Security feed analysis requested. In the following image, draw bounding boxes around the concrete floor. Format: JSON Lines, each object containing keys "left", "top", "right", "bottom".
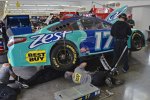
{"left": 1, "top": 42, "right": 150, "bottom": 100}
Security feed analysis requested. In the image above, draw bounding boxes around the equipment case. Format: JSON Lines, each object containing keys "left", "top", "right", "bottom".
{"left": 54, "top": 84, "right": 100, "bottom": 100}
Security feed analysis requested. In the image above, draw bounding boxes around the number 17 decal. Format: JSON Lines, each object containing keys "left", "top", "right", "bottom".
{"left": 95, "top": 31, "right": 113, "bottom": 51}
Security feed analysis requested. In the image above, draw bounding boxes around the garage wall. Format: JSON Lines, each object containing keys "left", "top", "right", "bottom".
{"left": 113, "top": 1, "right": 150, "bottom": 7}
{"left": 132, "top": 6, "right": 150, "bottom": 39}
{"left": 0, "top": 1, "right": 5, "bottom": 20}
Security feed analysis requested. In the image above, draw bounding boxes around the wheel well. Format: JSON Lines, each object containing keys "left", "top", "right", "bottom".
{"left": 132, "top": 30, "right": 145, "bottom": 45}
{"left": 130, "top": 30, "right": 145, "bottom": 51}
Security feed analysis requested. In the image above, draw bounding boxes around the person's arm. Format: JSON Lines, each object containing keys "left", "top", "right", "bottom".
{"left": 8, "top": 66, "right": 18, "bottom": 80}
{"left": 111, "top": 23, "right": 116, "bottom": 36}
{"left": 132, "top": 20, "right": 135, "bottom": 26}
{"left": 77, "top": 62, "right": 87, "bottom": 69}
{"left": 11, "top": 73, "right": 18, "bottom": 80}
{"left": 127, "top": 24, "right": 132, "bottom": 36}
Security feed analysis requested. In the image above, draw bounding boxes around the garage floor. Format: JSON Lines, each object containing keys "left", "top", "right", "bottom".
{"left": 1, "top": 42, "right": 150, "bottom": 100}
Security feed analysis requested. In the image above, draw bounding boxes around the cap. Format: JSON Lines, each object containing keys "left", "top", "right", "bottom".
{"left": 118, "top": 13, "right": 127, "bottom": 21}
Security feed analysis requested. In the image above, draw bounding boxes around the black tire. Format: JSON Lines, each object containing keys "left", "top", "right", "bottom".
{"left": 50, "top": 43, "right": 78, "bottom": 71}
{"left": 131, "top": 30, "right": 145, "bottom": 51}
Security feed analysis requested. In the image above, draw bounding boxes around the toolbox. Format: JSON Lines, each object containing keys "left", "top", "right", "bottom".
{"left": 54, "top": 84, "right": 100, "bottom": 100}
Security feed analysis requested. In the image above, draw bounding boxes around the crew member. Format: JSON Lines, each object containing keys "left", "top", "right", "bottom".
{"left": 127, "top": 15, "right": 135, "bottom": 28}
{"left": 111, "top": 13, "right": 132, "bottom": 72}
{"left": 0, "top": 20, "right": 8, "bottom": 50}
{"left": 0, "top": 63, "right": 29, "bottom": 89}
{"left": 65, "top": 62, "right": 123, "bottom": 87}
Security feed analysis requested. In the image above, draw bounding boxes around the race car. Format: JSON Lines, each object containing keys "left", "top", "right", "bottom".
{"left": 7, "top": 6, "right": 145, "bottom": 70}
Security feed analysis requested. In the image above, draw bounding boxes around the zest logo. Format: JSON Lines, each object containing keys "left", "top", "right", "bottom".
{"left": 29, "top": 31, "right": 69, "bottom": 49}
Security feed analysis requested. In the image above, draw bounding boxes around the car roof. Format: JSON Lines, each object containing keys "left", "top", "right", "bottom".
{"left": 60, "top": 16, "right": 112, "bottom": 25}
{"left": 37, "top": 16, "right": 112, "bottom": 33}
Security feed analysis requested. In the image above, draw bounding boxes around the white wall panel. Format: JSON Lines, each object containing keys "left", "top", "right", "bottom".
{"left": 132, "top": 6, "right": 150, "bottom": 39}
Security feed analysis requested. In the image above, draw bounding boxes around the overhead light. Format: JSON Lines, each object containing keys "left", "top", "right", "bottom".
{"left": 71, "top": 6, "right": 82, "bottom": 8}
{"left": 61, "top": 5, "right": 70, "bottom": 7}
{"left": 23, "top": 4, "right": 35, "bottom": 6}
{"left": 8, "top": 4, "right": 66, "bottom": 7}
{"left": 37, "top": 5, "right": 49, "bottom": 7}
{"left": 32, "top": 4, "right": 60, "bottom": 7}
{"left": 8, "top": 8, "right": 64, "bottom": 11}
{"left": 49, "top": 5, "right": 59, "bottom": 6}
{"left": 8, "top": 9, "right": 22, "bottom": 11}
{"left": 9, "top": 4, "right": 15, "bottom": 6}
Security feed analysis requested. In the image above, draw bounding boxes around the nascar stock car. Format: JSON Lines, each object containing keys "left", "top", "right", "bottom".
{"left": 7, "top": 6, "right": 145, "bottom": 70}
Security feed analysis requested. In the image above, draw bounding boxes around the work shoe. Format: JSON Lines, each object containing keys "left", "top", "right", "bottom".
{"left": 110, "top": 70, "right": 119, "bottom": 76}
{"left": 21, "top": 83, "right": 29, "bottom": 89}
{"left": 16, "top": 81, "right": 29, "bottom": 89}
{"left": 105, "top": 77, "right": 113, "bottom": 88}
{"left": 122, "top": 68, "right": 128, "bottom": 73}
{"left": 110, "top": 78, "right": 124, "bottom": 87}
{"left": 113, "top": 79, "right": 124, "bottom": 86}
{"left": 17, "top": 76, "right": 29, "bottom": 89}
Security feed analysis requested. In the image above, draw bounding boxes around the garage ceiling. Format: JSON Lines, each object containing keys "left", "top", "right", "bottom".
{"left": 3, "top": 0, "right": 108, "bottom": 15}
{"left": 0, "top": 1, "right": 5, "bottom": 16}
{"left": 1, "top": 0, "right": 150, "bottom": 16}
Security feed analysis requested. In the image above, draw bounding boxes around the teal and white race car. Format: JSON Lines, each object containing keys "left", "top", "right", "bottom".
{"left": 7, "top": 6, "right": 145, "bottom": 70}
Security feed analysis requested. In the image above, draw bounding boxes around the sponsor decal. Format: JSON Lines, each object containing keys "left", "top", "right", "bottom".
{"left": 52, "top": 58, "right": 60, "bottom": 68}
{"left": 77, "top": 94, "right": 91, "bottom": 100}
{"left": 29, "top": 31, "right": 69, "bottom": 49}
{"left": 66, "top": 45, "right": 77, "bottom": 64}
{"left": 80, "top": 47, "right": 89, "bottom": 53}
{"left": 107, "top": 7, "right": 127, "bottom": 21}
{"left": 105, "top": 6, "right": 127, "bottom": 23}
{"left": 26, "top": 50, "right": 46, "bottom": 63}
{"left": 85, "top": 94, "right": 91, "bottom": 99}
{"left": 73, "top": 73, "right": 81, "bottom": 83}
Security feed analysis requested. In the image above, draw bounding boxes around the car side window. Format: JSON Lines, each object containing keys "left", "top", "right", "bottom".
{"left": 94, "top": 19, "right": 103, "bottom": 29}
{"left": 102, "top": 22, "right": 112, "bottom": 29}
{"left": 95, "top": 19, "right": 112, "bottom": 29}
{"left": 80, "top": 18, "right": 94, "bottom": 30}
{"left": 48, "top": 21, "right": 79, "bottom": 32}
{"left": 71, "top": 22, "right": 79, "bottom": 30}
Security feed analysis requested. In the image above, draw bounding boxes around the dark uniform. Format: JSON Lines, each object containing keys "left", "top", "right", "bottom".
{"left": 0, "top": 21, "right": 8, "bottom": 50}
{"left": 111, "top": 13, "right": 132, "bottom": 72}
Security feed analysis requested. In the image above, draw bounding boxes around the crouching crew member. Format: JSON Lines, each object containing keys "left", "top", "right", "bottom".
{"left": 65, "top": 62, "right": 123, "bottom": 87}
{"left": 0, "top": 63, "right": 29, "bottom": 89}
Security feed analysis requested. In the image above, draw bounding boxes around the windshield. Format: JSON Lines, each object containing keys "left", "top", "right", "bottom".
{"left": 80, "top": 17, "right": 112, "bottom": 30}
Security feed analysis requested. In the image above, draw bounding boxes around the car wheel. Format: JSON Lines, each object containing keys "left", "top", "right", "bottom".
{"left": 50, "top": 43, "right": 78, "bottom": 71}
{"left": 131, "top": 30, "right": 144, "bottom": 51}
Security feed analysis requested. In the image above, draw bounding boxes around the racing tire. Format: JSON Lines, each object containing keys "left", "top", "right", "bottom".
{"left": 50, "top": 43, "right": 78, "bottom": 71}
{"left": 131, "top": 30, "right": 145, "bottom": 51}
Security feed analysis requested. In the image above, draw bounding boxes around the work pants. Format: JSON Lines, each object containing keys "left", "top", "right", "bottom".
{"left": 112, "top": 39, "right": 129, "bottom": 71}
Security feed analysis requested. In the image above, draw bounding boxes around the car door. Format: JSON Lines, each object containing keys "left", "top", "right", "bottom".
{"left": 80, "top": 17, "right": 113, "bottom": 54}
